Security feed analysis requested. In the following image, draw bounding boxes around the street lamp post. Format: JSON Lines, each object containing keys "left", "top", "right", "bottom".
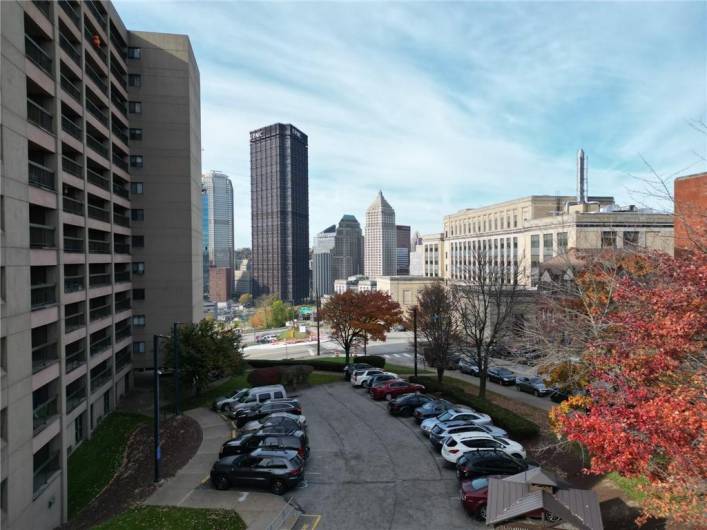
{"left": 316, "top": 294, "right": 321, "bottom": 356}
{"left": 152, "top": 333, "right": 169, "bottom": 483}
{"left": 413, "top": 306, "right": 418, "bottom": 378}
{"left": 172, "top": 322, "right": 182, "bottom": 416}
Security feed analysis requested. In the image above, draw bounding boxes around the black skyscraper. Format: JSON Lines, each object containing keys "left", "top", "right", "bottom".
{"left": 250, "top": 123, "right": 309, "bottom": 303}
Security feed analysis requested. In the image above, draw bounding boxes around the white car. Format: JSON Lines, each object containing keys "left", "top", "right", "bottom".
{"left": 242, "top": 412, "right": 307, "bottom": 432}
{"left": 351, "top": 369, "right": 384, "bottom": 387}
{"left": 420, "top": 408, "right": 492, "bottom": 435}
{"left": 441, "top": 432, "right": 526, "bottom": 464}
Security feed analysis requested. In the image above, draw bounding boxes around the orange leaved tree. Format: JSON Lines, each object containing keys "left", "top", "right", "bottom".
{"left": 320, "top": 290, "right": 402, "bottom": 365}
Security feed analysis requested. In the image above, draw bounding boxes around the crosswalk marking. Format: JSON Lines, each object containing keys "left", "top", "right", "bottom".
{"left": 393, "top": 354, "right": 402, "bottom": 358}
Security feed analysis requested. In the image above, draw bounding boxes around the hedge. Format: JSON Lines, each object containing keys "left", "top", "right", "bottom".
{"left": 409, "top": 376, "right": 540, "bottom": 440}
{"left": 247, "top": 365, "right": 314, "bottom": 387}
{"left": 247, "top": 355, "right": 386, "bottom": 372}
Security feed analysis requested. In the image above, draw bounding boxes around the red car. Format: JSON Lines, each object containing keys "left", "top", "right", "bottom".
{"left": 459, "top": 475, "right": 501, "bottom": 520}
{"left": 371, "top": 380, "right": 425, "bottom": 401}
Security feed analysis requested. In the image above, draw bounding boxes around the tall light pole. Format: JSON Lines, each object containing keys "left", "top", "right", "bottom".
{"left": 316, "top": 294, "right": 321, "bottom": 356}
{"left": 153, "top": 333, "right": 169, "bottom": 483}
{"left": 172, "top": 322, "right": 184, "bottom": 416}
{"left": 413, "top": 306, "right": 418, "bottom": 378}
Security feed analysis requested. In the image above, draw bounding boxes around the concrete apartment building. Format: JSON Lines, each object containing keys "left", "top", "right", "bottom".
{"left": 364, "top": 191, "right": 396, "bottom": 279}
{"left": 250, "top": 123, "right": 309, "bottom": 304}
{"left": 0, "top": 1, "right": 201, "bottom": 527}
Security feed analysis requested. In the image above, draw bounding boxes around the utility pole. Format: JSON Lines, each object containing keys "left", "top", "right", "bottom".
{"left": 316, "top": 294, "right": 321, "bottom": 356}
{"left": 363, "top": 333, "right": 367, "bottom": 356}
{"left": 413, "top": 306, "right": 418, "bottom": 377}
{"left": 173, "top": 322, "right": 181, "bottom": 416}
{"left": 152, "top": 334, "right": 162, "bottom": 483}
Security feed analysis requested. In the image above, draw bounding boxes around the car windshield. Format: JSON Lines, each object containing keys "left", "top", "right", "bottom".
{"left": 497, "top": 368, "right": 513, "bottom": 376}
{"left": 530, "top": 378, "right": 544, "bottom": 385}
{"left": 437, "top": 410, "right": 454, "bottom": 421}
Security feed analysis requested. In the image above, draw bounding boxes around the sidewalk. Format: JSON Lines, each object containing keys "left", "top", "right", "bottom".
{"left": 145, "top": 408, "right": 289, "bottom": 530}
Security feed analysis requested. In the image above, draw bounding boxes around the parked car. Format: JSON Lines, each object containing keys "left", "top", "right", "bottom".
{"left": 239, "top": 414, "right": 304, "bottom": 435}
{"left": 549, "top": 388, "right": 584, "bottom": 403}
{"left": 458, "top": 358, "right": 480, "bottom": 376}
{"left": 426, "top": 353, "right": 461, "bottom": 370}
{"left": 515, "top": 376, "right": 552, "bottom": 397}
{"left": 226, "top": 385, "right": 288, "bottom": 412}
{"left": 414, "top": 399, "right": 455, "bottom": 424}
{"left": 232, "top": 401, "right": 302, "bottom": 428}
{"left": 371, "top": 380, "right": 425, "bottom": 401}
{"left": 352, "top": 369, "right": 385, "bottom": 387}
{"left": 366, "top": 373, "right": 399, "bottom": 392}
{"left": 242, "top": 412, "right": 307, "bottom": 432}
{"left": 456, "top": 450, "right": 531, "bottom": 481}
{"left": 459, "top": 475, "right": 503, "bottom": 519}
{"left": 392, "top": 323, "right": 406, "bottom": 332}
{"left": 442, "top": 433, "right": 526, "bottom": 464}
{"left": 388, "top": 393, "right": 435, "bottom": 417}
{"left": 343, "top": 362, "right": 372, "bottom": 381}
{"left": 429, "top": 421, "right": 508, "bottom": 450}
{"left": 487, "top": 367, "right": 516, "bottom": 385}
{"left": 210, "top": 449, "right": 305, "bottom": 494}
{"left": 219, "top": 431, "right": 309, "bottom": 460}
{"left": 421, "top": 408, "right": 492, "bottom": 435}
{"left": 212, "top": 387, "right": 250, "bottom": 412}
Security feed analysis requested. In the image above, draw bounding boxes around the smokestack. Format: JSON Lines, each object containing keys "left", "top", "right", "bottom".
{"left": 577, "top": 148, "right": 587, "bottom": 203}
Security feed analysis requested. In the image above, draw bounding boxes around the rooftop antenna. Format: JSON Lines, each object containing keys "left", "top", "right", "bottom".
{"left": 577, "top": 148, "right": 587, "bottom": 203}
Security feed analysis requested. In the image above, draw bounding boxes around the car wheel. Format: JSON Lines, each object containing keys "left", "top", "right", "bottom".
{"left": 402, "top": 406, "right": 412, "bottom": 416}
{"left": 544, "top": 511, "right": 560, "bottom": 522}
{"left": 516, "top": 385, "right": 521, "bottom": 391}
{"left": 270, "top": 479, "right": 286, "bottom": 495}
{"left": 533, "top": 390, "right": 539, "bottom": 397}
{"left": 213, "top": 474, "right": 230, "bottom": 490}
{"left": 386, "top": 393, "right": 392, "bottom": 401}
{"left": 478, "top": 504, "right": 487, "bottom": 521}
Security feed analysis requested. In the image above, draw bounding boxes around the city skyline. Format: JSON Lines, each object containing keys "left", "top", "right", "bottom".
{"left": 115, "top": 1, "right": 706, "bottom": 247}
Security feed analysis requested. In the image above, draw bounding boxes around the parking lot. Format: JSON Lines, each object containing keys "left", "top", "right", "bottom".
{"left": 289, "top": 382, "right": 484, "bottom": 530}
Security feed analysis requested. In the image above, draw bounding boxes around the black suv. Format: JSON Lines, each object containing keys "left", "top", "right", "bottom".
{"left": 219, "top": 431, "right": 309, "bottom": 460}
{"left": 455, "top": 450, "right": 530, "bottom": 481}
{"left": 211, "top": 449, "right": 305, "bottom": 494}
{"left": 487, "top": 367, "right": 516, "bottom": 385}
{"left": 388, "top": 393, "right": 434, "bottom": 417}
{"left": 232, "top": 401, "right": 302, "bottom": 428}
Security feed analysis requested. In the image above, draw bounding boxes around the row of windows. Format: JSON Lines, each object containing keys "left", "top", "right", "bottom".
{"left": 446, "top": 211, "right": 521, "bottom": 237}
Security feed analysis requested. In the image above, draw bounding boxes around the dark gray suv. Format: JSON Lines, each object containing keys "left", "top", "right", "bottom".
{"left": 211, "top": 449, "right": 305, "bottom": 494}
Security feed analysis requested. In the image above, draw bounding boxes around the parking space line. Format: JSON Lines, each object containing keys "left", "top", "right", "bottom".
{"left": 200, "top": 474, "right": 210, "bottom": 485}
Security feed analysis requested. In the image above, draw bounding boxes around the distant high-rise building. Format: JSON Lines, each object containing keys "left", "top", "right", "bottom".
{"left": 202, "top": 171, "right": 234, "bottom": 270}
{"left": 396, "top": 225, "right": 411, "bottom": 275}
{"left": 250, "top": 123, "right": 309, "bottom": 303}
{"left": 365, "top": 192, "right": 396, "bottom": 278}
{"left": 202, "top": 185, "right": 209, "bottom": 294}
{"left": 312, "top": 225, "right": 337, "bottom": 296}
{"left": 333, "top": 214, "right": 364, "bottom": 281}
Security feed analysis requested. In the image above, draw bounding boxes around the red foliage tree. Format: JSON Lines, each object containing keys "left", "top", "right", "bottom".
{"left": 551, "top": 251, "right": 707, "bottom": 525}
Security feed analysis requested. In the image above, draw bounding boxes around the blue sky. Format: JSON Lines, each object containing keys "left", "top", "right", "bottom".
{"left": 115, "top": 1, "right": 707, "bottom": 247}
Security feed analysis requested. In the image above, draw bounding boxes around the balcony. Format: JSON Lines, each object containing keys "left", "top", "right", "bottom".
{"left": 27, "top": 99, "right": 53, "bottom": 132}
{"left": 31, "top": 283, "right": 56, "bottom": 309}
{"left": 88, "top": 239, "right": 110, "bottom": 254}
{"left": 115, "top": 324, "right": 131, "bottom": 342}
{"left": 25, "top": 35, "right": 53, "bottom": 75}
{"left": 89, "top": 303, "right": 111, "bottom": 321}
{"left": 30, "top": 224, "right": 55, "bottom": 249}
{"left": 87, "top": 204, "right": 110, "bottom": 223}
{"left": 33, "top": 449, "right": 60, "bottom": 498}
{"left": 62, "top": 155, "right": 82, "bottom": 177}
{"left": 89, "top": 272, "right": 110, "bottom": 287}
{"left": 111, "top": 88, "right": 127, "bottom": 115}
{"left": 86, "top": 98, "right": 108, "bottom": 127}
{"left": 115, "top": 298, "right": 131, "bottom": 313}
{"left": 112, "top": 180, "right": 129, "bottom": 199}
{"left": 64, "top": 235, "right": 84, "bottom": 253}
{"left": 90, "top": 335, "right": 111, "bottom": 356}
{"left": 85, "top": 61, "right": 107, "bottom": 94}
{"left": 116, "top": 349, "right": 131, "bottom": 372}
{"left": 114, "top": 270, "right": 130, "bottom": 283}
{"left": 112, "top": 153, "right": 128, "bottom": 172}
{"left": 64, "top": 274, "right": 84, "bottom": 293}
{"left": 87, "top": 168, "right": 109, "bottom": 190}
{"left": 114, "top": 242, "right": 129, "bottom": 255}
{"left": 32, "top": 342, "right": 58, "bottom": 374}
{"left": 111, "top": 124, "right": 128, "bottom": 146}
{"left": 86, "top": 134, "right": 108, "bottom": 158}
{"left": 86, "top": 1, "right": 107, "bottom": 27}
{"left": 61, "top": 115, "right": 82, "bottom": 141}
{"left": 62, "top": 195, "right": 83, "bottom": 216}
{"left": 90, "top": 366, "right": 111, "bottom": 391}
{"left": 66, "top": 385, "right": 86, "bottom": 412}
{"left": 60, "top": 73, "right": 81, "bottom": 102}
{"left": 32, "top": 1, "right": 51, "bottom": 17}
{"left": 28, "top": 161, "right": 55, "bottom": 191}
{"left": 33, "top": 395, "right": 58, "bottom": 434}
{"left": 113, "top": 212, "right": 129, "bottom": 227}
{"left": 59, "top": 0, "right": 80, "bottom": 26}
{"left": 110, "top": 61, "right": 127, "bottom": 89}
{"left": 65, "top": 311, "right": 85, "bottom": 332}
{"left": 65, "top": 347, "right": 85, "bottom": 374}
{"left": 59, "top": 34, "right": 81, "bottom": 67}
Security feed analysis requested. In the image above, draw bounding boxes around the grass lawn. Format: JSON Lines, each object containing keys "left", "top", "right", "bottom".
{"left": 95, "top": 505, "right": 246, "bottom": 530}
{"left": 68, "top": 413, "right": 149, "bottom": 518}
{"left": 181, "top": 373, "right": 249, "bottom": 411}
{"left": 308, "top": 372, "right": 341, "bottom": 385}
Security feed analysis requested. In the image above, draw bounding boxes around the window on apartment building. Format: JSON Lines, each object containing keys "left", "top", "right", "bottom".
{"left": 129, "top": 128, "right": 143, "bottom": 141}
{"left": 0, "top": 195, "right": 4, "bottom": 231}
{"left": 601, "top": 231, "right": 617, "bottom": 248}
{"left": 132, "top": 262, "right": 145, "bottom": 275}
{"left": 557, "top": 232, "right": 568, "bottom": 254}
{"left": 129, "top": 155, "right": 143, "bottom": 168}
{"left": 130, "top": 209, "right": 144, "bottom": 221}
{"left": 623, "top": 231, "right": 639, "bottom": 248}
{"left": 132, "top": 341, "right": 145, "bottom": 354}
{"left": 128, "top": 74, "right": 141, "bottom": 87}
{"left": 132, "top": 288, "right": 145, "bottom": 300}
{"left": 0, "top": 408, "right": 6, "bottom": 443}
{"left": 0, "top": 266, "right": 5, "bottom": 302}
{"left": 130, "top": 182, "right": 143, "bottom": 194}
{"left": 132, "top": 235, "right": 144, "bottom": 248}
{"left": 127, "top": 47, "right": 141, "bottom": 59}
{"left": 74, "top": 415, "right": 84, "bottom": 444}
{"left": 128, "top": 101, "right": 142, "bottom": 114}
{"left": 132, "top": 315, "right": 145, "bottom": 327}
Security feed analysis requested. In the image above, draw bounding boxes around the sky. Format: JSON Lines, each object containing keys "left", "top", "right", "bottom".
{"left": 115, "top": 0, "right": 707, "bottom": 248}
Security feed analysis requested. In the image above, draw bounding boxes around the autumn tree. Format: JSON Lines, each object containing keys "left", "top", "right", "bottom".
{"left": 550, "top": 251, "right": 707, "bottom": 525}
{"left": 238, "top": 293, "right": 253, "bottom": 307}
{"left": 415, "top": 281, "right": 459, "bottom": 383}
{"left": 320, "top": 290, "right": 402, "bottom": 365}
{"left": 454, "top": 247, "right": 522, "bottom": 399}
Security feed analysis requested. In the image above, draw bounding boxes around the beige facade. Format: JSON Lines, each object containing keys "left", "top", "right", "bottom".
{"left": 376, "top": 276, "right": 439, "bottom": 313}
{"left": 420, "top": 232, "right": 444, "bottom": 278}
{"left": 442, "top": 196, "right": 673, "bottom": 287}
{"left": 364, "top": 191, "right": 396, "bottom": 278}
{"left": 0, "top": 2, "right": 201, "bottom": 528}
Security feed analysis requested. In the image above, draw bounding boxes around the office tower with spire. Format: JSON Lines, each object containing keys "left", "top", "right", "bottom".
{"left": 364, "top": 191, "right": 396, "bottom": 278}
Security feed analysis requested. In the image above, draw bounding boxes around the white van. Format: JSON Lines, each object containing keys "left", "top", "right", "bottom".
{"left": 227, "top": 385, "right": 287, "bottom": 412}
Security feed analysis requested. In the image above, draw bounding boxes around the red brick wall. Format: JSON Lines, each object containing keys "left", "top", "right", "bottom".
{"left": 674, "top": 172, "right": 707, "bottom": 256}
{"left": 209, "top": 267, "right": 233, "bottom": 302}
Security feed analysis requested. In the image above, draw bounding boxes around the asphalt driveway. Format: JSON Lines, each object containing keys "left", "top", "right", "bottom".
{"left": 291, "top": 382, "right": 483, "bottom": 530}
